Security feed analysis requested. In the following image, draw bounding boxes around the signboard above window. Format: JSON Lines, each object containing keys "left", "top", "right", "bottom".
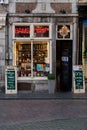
{"left": 56, "top": 24, "right": 72, "bottom": 40}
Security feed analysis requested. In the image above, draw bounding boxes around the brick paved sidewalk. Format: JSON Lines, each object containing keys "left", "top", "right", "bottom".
{"left": 0, "top": 100, "right": 87, "bottom": 129}
{"left": 0, "top": 118, "right": 87, "bottom": 130}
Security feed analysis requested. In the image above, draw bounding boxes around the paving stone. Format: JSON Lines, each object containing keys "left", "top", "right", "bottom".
{"left": 0, "top": 99, "right": 87, "bottom": 129}
{"left": 0, "top": 118, "right": 87, "bottom": 130}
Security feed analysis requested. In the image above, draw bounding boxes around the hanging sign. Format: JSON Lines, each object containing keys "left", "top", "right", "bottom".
{"left": 73, "top": 65, "right": 85, "bottom": 93}
{"left": 5, "top": 66, "right": 17, "bottom": 94}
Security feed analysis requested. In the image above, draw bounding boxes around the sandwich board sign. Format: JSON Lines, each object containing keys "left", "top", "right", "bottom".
{"left": 5, "top": 66, "right": 17, "bottom": 94}
{"left": 73, "top": 65, "right": 85, "bottom": 93}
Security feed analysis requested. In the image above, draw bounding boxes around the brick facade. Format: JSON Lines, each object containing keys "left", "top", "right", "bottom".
{"left": 16, "top": 3, "right": 37, "bottom": 13}
{"left": 51, "top": 3, "right": 72, "bottom": 13}
{"left": 16, "top": 3, "right": 71, "bottom": 14}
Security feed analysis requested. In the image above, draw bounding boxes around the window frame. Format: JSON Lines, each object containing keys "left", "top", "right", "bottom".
{"left": 56, "top": 24, "right": 73, "bottom": 40}
{"left": 13, "top": 23, "right": 52, "bottom": 80}
{"left": 13, "top": 23, "right": 52, "bottom": 40}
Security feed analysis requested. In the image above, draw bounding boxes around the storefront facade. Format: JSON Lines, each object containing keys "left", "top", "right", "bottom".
{"left": 8, "top": 15, "right": 55, "bottom": 91}
{"left": 78, "top": 1, "right": 87, "bottom": 79}
{"left": 13, "top": 23, "right": 52, "bottom": 87}
{"left": 0, "top": 0, "right": 78, "bottom": 92}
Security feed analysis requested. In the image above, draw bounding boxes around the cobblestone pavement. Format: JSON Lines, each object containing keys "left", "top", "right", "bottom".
{"left": 0, "top": 99, "right": 87, "bottom": 130}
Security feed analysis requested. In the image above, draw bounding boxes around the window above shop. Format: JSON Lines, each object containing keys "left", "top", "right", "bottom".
{"left": 34, "top": 25, "right": 49, "bottom": 38}
{"left": 15, "top": 25, "right": 30, "bottom": 38}
{"left": 56, "top": 24, "right": 72, "bottom": 40}
{"left": 13, "top": 23, "right": 52, "bottom": 39}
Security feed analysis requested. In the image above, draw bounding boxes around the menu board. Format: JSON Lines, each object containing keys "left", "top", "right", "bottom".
{"left": 73, "top": 65, "right": 85, "bottom": 93}
{"left": 5, "top": 66, "right": 17, "bottom": 94}
{"left": 7, "top": 71, "right": 15, "bottom": 90}
{"left": 74, "top": 70, "right": 83, "bottom": 89}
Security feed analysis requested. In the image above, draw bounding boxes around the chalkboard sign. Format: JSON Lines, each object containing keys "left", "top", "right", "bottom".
{"left": 74, "top": 70, "right": 83, "bottom": 89}
{"left": 5, "top": 66, "right": 17, "bottom": 94}
{"left": 73, "top": 65, "right": 85, "bottom": 93}
{"left": 7, "top": 71, "right": 15, "bottom": 90}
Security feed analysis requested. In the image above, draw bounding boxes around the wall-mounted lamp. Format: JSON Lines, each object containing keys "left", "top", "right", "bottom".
{"left": 0, "top": 0, "right": 9, "bottom": 5}
{"left": 25, "top": 9, "right": 30, "bottom": 14}
{"left": 60, "top": 9, "right": 66, "bottom": 14}
{"left": 0, "top": 0, "right": 4, "bottom": 5}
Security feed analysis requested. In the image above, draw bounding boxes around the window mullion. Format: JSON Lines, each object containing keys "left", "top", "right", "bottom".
{"left": 31, "top": 41, "right": 33, "bottom": 78}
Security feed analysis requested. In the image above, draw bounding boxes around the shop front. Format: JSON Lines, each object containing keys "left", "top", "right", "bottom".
{"left": 13, "top": 23, "right": 52, "bottom": 91}
{"left": 78, "top": 4, "right": 87, "bottom": 79}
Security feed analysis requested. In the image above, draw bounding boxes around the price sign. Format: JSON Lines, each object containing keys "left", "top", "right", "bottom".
{"left": 73, "top": 65, "right": 85, "bottom": 93}
{"left": 5, "top": 66, "right": 17, "bottom": 94}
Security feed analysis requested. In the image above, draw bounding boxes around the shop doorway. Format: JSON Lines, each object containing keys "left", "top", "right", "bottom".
{"left": 56, "top": 40, "right": 72, "bottom": 91}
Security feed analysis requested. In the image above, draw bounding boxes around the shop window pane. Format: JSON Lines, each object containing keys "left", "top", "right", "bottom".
{"left": 15, "top": 41, "right": 50, "bottom": 78}
{"left": 33, "top": 41, "right": 50, "bottom": 77}
{"left": 15, "top": 26, "right": 30, "bottom": 38}
{"left": 16, "top": 42, "right": 31, "bottom": 77}
{"left": 34, "top": 25, "right": 49, "bottom": 37}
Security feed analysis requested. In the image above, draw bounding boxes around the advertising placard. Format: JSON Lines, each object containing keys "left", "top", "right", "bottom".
{"left": 5, "top": 66, "right": 17, "bottom": 94}
{"left": 73, "top": 65, "right": 85, "bottom": 93}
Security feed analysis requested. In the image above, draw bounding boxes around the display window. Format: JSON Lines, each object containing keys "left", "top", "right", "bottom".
{"left": 13, "top": 23, "right": 52, "bottom": 79}
{"left": 14, "top": 41, "right": 50, "bottom": 78}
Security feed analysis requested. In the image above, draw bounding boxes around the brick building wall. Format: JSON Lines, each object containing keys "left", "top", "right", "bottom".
{"left": 16, "top": 3, "right": 37, "bottom": 13}
{"left": 51, "top": 3, "right": 72, "bottom": 13}
{"left": 16, "top": 3, "right": 72, "bottom": 14}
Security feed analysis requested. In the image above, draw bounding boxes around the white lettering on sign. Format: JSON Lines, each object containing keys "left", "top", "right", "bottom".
{"left": 62, "top": 56, "right": 68, "bottom": 62}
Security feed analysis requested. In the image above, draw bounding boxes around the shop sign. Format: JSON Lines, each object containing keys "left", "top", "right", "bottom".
{"left": 73, "top": 65, "right": 85, "bottom": 93}
{"left": 34, "top": 25, "right": 49, "bottom": 37}
{"left": 5, "top": 66, "right": 17, "bottom": 94}
{"left": 15, "top": 26, "right": 30, "bottom": 37}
